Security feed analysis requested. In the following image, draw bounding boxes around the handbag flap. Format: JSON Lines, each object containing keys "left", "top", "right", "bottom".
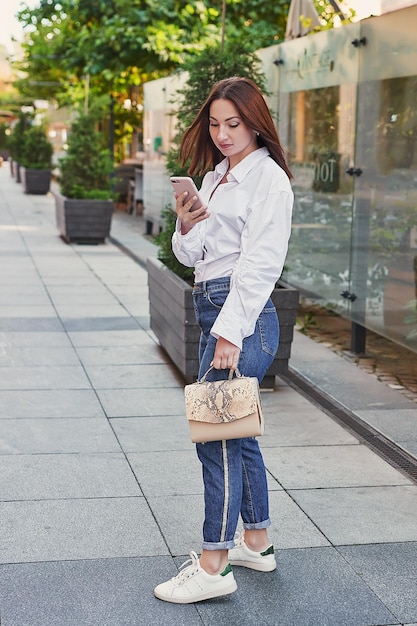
{"left": 184, "top": 376, "right": 260, "bottom": 424}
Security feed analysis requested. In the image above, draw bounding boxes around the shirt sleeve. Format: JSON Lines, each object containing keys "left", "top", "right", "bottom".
{"left": 172, "top": 219, "right": 204, "bottom": 267}
{"left": 171, "top": 171, "right": 214, "bottom": 267}
{"left": 211, "top": 184, "right": 293, "bottom": 350}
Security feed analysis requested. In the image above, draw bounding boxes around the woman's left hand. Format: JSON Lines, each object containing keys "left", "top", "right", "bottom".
{"left": 211, "top": 337, "right": 241, "bottom": 371}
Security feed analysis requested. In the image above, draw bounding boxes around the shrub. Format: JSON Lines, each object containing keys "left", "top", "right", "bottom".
{"left": 21, "top": 125, "right": 53, "bottom": 169}
{"left": 154, "top": 206, "right": 195, "bottom": 282}
{"left": 6, "top": 113, "right": 32, "bottom": 162}
{"left": 59, "top": 114, "right": 113, "bottom": 199}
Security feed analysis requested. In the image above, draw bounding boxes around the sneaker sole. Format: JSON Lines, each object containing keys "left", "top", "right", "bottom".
{"left": 154, "top": 580, "right": 238, "bottom": 604}
{"left": 228, "top": 559, "right": 276, "bottom": 572}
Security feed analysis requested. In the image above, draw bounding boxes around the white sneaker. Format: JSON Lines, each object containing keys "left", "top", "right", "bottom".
{"left": 228, "top": 532, "right": 276, "bottom": 572}
{"left": 154, "top": 551, "right": 237, "bottom": 604}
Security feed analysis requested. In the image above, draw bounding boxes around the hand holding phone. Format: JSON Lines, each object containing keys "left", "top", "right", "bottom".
{"left": 170, "top": 176, "right": 205, "bottom": 212}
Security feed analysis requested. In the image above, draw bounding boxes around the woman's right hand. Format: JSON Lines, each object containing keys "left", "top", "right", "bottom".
{"left": 175, "top": 191, "right": 209, "bottom": 235}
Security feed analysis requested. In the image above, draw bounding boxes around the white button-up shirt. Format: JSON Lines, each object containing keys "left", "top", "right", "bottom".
{"left": 172, "top": 147, "right": 293, "bottom": 349}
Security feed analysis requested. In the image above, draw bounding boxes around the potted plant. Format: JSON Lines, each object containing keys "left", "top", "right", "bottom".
{"left": 54, "top": 112, "right": 114, "bottom": 244}
{"left": 0, "top": 122, "right": 10, "bottom": 163}
{"left": 6, "top": 112, "right": 32, "bottom": 182}
{"left": 147, "top": 44, "right": 299, "bottom": 385}
{"left": 20, "top": 125, "right": 53, "bottom": 194}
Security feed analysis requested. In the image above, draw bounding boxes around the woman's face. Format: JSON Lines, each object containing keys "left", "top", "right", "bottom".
{"left": 209, "top": 98, "right": 258, "bottom": 168}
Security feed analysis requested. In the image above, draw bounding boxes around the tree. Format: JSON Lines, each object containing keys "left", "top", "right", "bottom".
{"left": 14, "top": 1, "right": 351, "bottom": 161}
{"left": 16, "top": 0, "right": 222, "bottom": 102}
{"left": 168, "top": 41, "right": 267, "bottom": 145}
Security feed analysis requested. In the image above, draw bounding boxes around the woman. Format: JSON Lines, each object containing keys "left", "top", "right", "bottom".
{"left": 154, "top": 76, "right": 293, "bottom": 604}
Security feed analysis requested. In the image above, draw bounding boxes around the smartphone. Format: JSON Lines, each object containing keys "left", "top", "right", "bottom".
{"left": 170, "top": 176, "right": 205, "bottom": 211}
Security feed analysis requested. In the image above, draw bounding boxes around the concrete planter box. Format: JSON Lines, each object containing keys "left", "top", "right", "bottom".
{"left": 147, "top": 256, "right": 299, "bottom": 385}
{"left": 53, "top": 189, "right": 113, "bottom": 244}
{"left": 21, "top": 167, "right": 51, "bottom": 195}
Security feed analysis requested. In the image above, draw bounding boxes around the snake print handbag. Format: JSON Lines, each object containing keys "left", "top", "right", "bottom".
{"left": 184, "top": 367, "right": 264, "bottom": 443}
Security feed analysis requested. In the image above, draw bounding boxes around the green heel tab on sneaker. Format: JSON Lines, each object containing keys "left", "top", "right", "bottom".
{"left": 261, "top": 545, "right": 274, "bottom": 557}
{"left": 220, "top": 563, "right": 233, "bottom": 576}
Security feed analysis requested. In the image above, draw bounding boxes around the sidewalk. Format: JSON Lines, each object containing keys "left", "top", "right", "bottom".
{"left": 1, "top": 163, "right": 417, "bottom": 626}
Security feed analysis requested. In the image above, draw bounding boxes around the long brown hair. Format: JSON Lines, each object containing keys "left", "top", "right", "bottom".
{"left": 179, "top": 76, "right": 292, "bottom": 179}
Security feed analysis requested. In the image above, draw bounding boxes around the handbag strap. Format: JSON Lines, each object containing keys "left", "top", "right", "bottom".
{"left": 199, "top": 367, "right": 242, "bottom": 383}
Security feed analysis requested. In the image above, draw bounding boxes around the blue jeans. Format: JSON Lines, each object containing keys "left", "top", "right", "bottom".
{"left": 192, "top": 277, "right": 280, "bottom": 551}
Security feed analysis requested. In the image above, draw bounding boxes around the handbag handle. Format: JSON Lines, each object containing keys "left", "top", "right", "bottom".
{"left": 198, "top": 366, "right": 242, "bottom": 383}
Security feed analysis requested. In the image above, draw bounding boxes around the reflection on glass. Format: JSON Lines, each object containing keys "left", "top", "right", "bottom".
{"left": 282, "top": 84, "right": 355, "bottom": 313}
{"left": 357, "top": 76, "right": 417, "bottom": 349}
{"left": 283, "top": 75, "right": 417, "bottom": 352}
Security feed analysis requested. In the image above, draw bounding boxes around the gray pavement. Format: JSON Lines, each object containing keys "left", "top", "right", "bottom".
{"left": 1, "top": 163, "right": 417, "bottom": 626}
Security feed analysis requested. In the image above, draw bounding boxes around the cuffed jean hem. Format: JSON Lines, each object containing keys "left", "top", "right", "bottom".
{"left": 202, "top": 539, "right": 236, "bottom": 551}
{"left": 242, "top": 518, "right": 271, "bottom": 531}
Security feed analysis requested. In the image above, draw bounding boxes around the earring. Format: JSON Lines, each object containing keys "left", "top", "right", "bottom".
{"left": 256, "top": 132, "right": 260, "bottom": 136}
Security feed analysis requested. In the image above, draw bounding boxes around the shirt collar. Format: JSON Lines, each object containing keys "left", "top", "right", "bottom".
{"left": 214, "top": 147, "right": 270, "bottom": 183}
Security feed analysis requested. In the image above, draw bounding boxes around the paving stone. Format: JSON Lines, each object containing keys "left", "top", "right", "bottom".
{"left": 263, "top": 444, "right": 412, "bottom": 489}
{"left": 61, "top": 317, "right": 141, "bottom": 331}
{"left": 128, "top": 450, "right": 202, "bottom": 497}
{"left": 261, "top": 406, "right": 359, "bottom": 447}
{"left": 55, "top": 304, "right": 131, "bottom": 318}
{"left": 0, "top": 498, "right": 167, "bottom": 563}
{"left": 0, "top": 417, "right": 121, "bottom": 454}
{"left": 147, "top": 494, "right": 205, "bottom": 556}
{"left": 0, "top": 557, "right": 201, "bottom": 626}
{"left": 0, "top": 365, "right": 91, "bottom": 390}
{"left": 75, "top": 344, "right": 166, "bottom": 365}
{"left": 68, "top": 328, "right": 155, "bottom": 347}
{"left": 338, "top": 542, "right": 417, "bottom": 624}
{"left": 356, "top": 408, "right": 417, "bottom": 442}
{"left": 0, "top": 331, "right": 71, "bottom": 347}
{"left": 0, "top": 453, "right": 141, "bottom": 500}
{"left": 83, "top": 362, "right": 183, "bottom": 389}
{"left": 0, "top": 305, "right": 57, "bottom": 317}
{"left": 0, "top": 286, "right": 51, "bottom": 305}
{"left": 268, "top": 491, "right": 330, "bottom": 549}
{"left": 111, "top": 415, "right": 192, "bottom": 452}
{"left": 0, "top": 317, "right": 64, "bottom": 332}
{"left": 0, "top": 389, "right": 105, "bottom": 419}
{"left": 98, "top": 387, "right": 186, "bottom": 417}
{"left": 291, "top": 360, "right": 415, "bottom": 411}
{"left": 0, "top": 345, "right": 80, "bottom": 366}
{"left": 290, "top": 485, "right": 417, "bottom": 545}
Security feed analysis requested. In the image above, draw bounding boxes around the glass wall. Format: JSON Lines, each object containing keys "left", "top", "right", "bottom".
{"left": 263, "top": 4, "right": 417, "bottom": 352}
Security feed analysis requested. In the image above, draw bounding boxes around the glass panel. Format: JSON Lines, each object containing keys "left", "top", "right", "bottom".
{"left": 354, "top": 75, "right": 417, "bottom": 351}
{"left": 280, "top": 84, "right": 356, "bottom": 313}
{"left": 277, "top": 22, "right": 360, "bottom": 93}
{"left": 359, "top": 5, "right": 417, "bottom": 83}
{"left": 352, "top": 5, "right": 417, "bottom": 352}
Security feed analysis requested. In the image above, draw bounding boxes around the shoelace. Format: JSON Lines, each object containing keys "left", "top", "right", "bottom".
{"left": 233, "top": 530, "right": 245, "bottom": 548}
{"left": 172, "top": 551, "right": 201, "bottom": 586}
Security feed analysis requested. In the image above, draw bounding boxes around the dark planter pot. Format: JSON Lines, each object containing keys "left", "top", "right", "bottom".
{"left": 15, "top": 162, "right": 22, "bottom": 183}
{"left": 21, "top": 167, "right": 51, "bottom": 195}
{"left": 53, "top": 189, "right": 113, "bottom": 244}
{"left": 147, "top": 256, "right": 299, "bottom": 386}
